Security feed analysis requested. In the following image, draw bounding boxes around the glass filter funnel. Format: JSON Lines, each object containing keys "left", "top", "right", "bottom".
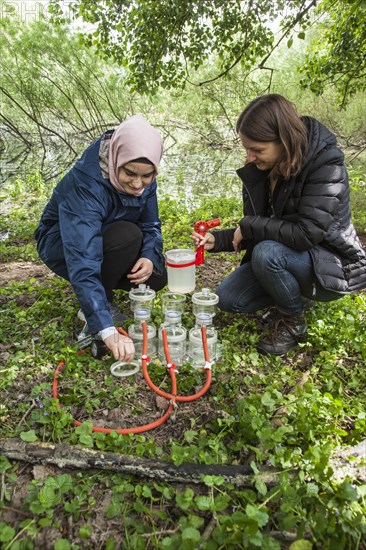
{"left": 129, "top": 284, "right": 156, "bottom": 314}
{"left": 192, "top": 288, "right": 219, "bottom": 319}
{"left": 128, "top": 307, "right": 157, "bottom": 356}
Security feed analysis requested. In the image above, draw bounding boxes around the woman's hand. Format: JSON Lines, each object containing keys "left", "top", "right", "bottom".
{"left": 104, "top": 332, "right": 135, "bottom": 362}
{"left": 232, "top": 226, "right": 243, "bottom": 252}
{"left": 127, "top": 257, "right": 153, "bottom": 284}
{"left": 191, "top": 231, "right": 215, "bottom": 251}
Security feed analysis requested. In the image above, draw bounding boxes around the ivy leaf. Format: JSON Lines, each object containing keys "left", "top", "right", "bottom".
{"left": 245, "top": 504, "right": 269, "bottom": 528}
{"left": 289, "top": 541, "right": 313, "bottom": 550}
{"left": 176, "top": 488, "right": 195, "bottom": 510}
{"left": 0, "top": 524, "right": 15, "bottom": 543}
{"left": 54, "top": 540, "right": 71, "bottom": 550}
{"left": 79, "top": 434, "right": 94, "bottom": 447}
{"left": 20, "top": 430, "right": 38, "bottom": 442}
{"left": 181, "top": 527, "right": 201, "bottom": 542}
{"left": 195, "top": 495, "right": 212, "bottom": 510}
{"left": 202, "top": 475, "right": 225, "bottom": 487}
{"left": 184, "top": 430, "right": 198, "bottom": 443}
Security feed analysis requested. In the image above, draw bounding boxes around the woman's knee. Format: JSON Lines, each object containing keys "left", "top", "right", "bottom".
{"left": 216, "top": 281, "right": 238, "bottom": 312}
{"left": 147, "top": 269, "right": 167, "bottom": 292}
{"left": 251, "top": 240, "right": 285, "bottom": 274}
{"left": 103, "top": 221, "right": 143, "bottom": 250}
{"left": 252, "top": 240, "right": 277, "bottom": 262}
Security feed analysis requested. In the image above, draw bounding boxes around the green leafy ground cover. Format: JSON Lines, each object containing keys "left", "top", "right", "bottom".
{"left": 0, "top": 174, "right": 365, "bottom": 549}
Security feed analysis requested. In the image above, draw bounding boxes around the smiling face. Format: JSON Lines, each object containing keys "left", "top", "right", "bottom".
{"left": 118, "top": 161, "right": 155, "bottom": 196}
{"left": 239, "top": 132, "right": 284, "bottom": 171}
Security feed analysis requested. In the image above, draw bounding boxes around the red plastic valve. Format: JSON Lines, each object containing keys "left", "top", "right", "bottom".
{"left": 194, "top": 218, "right": 220, "bottom": 265}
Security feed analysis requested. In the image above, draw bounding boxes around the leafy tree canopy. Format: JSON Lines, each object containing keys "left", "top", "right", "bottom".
{"left": 49, "top": 0, "right": 317, "bottom": 93}
{"left": 300, "top": 0, "right": 366, "bottom": 108}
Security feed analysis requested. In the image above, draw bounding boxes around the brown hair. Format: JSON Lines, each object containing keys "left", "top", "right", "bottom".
{"left": 236, "top": 94, "right": 309, "bottom": 183}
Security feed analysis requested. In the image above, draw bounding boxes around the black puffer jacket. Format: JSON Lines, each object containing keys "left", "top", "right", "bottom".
{"left": 212, "top": 117, "right": 366, "bottom": 293}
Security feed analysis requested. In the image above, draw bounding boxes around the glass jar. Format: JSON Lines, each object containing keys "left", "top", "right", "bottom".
{"left": 161, "top": 291, "right": 186, "bottom": 315}
{"left": 158, "top": 311, "right": 187, "bottom": 366}
{"left": 129, "top": 284, "right": 156, "bottom": 314}
{"left": 188, "top": 313, "right": 217, "bottom": 369}
{"left": 128, "top": 308, "right": 157, "bottom": 357}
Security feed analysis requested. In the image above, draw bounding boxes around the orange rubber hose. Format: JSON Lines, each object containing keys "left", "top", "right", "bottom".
{"left": 141, "top": 324, "right": 212, "bottom": 402}
{"left": 52, "top": 321, "right": 211, "bottom": 434}
{"left": 52, "top": 327, "right": 176, "bottom": 434}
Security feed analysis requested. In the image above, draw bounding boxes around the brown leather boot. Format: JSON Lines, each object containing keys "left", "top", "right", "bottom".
{"left": 257, "top": 311, "right": 308, "bottom": 356}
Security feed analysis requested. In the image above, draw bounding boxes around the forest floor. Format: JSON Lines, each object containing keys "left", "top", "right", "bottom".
{"left": 1, "top": 237, "right": 366, "bottom": 549}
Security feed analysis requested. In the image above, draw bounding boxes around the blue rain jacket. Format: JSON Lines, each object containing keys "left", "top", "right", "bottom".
{"left": 35, "top": 133, "right": 165, "bottom": 334}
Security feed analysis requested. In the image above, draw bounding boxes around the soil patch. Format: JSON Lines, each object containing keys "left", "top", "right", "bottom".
{"left": 0, "top": 261, "right": 54, "bottom": 285}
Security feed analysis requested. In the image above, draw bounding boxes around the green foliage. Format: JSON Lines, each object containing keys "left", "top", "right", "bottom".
{"left": 48, "top": 0, "right": 315, "bottom": 93}
{"left": 0, "top": 172, "right": 49, "bottom": 261}
{"left": 300, "top": 0, "right": 366, "bottom": 107}
{"left": 1, "top": 2, "right": 365, "bottom": 189}
{"left": 46, "top": 0, "right": 366, "bottom": 107}
{"left": 350, "top": 172, "right": 366, "bottom": 233}
{"left": 0, "top": 8, "right": 146, "bottom": 180}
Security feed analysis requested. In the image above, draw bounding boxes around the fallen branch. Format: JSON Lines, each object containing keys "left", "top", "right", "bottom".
{"left": 0, "top": 438, "right": 270, "bottom": 487}
{"left": 1, "top": 437, "right": 365, "bottom": 486}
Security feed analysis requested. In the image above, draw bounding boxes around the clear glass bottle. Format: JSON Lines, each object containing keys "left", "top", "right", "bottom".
{"left": 192, "top": 288, "right": 219, "bottom": 319}
{"left": 188, "top": 313, "right": 217, "bottom": 369}
{"left": 128, "top": 308, "right": 157, "bottom": 357}
{"left": 158, "top": 311, "right": 187, "bottom": 367}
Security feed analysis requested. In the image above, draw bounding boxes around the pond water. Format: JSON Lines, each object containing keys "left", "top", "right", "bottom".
{"left": 0, "top": 137, "right": 245, "bottom": 201}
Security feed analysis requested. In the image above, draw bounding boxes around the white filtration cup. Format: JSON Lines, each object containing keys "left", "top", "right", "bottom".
{"left": 166, "top": 249, "right": 196, "bottom": 293}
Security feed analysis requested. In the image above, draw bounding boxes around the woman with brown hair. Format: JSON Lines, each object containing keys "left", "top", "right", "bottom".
{"left": 192, "top": 94, "right": 366, "bottom": 356}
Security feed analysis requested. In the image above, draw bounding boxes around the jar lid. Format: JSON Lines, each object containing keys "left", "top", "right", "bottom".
{"left": 129, "top": 284, "right": 156, "bottom": 302}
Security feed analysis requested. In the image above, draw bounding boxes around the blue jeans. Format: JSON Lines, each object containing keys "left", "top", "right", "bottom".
{"left": 216, "top": 241, "right": 342, "bottom": 315}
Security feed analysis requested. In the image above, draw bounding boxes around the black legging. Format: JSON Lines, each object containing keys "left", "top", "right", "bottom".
{"left": 101, "top": 221, "right": 167, "bottom": 301}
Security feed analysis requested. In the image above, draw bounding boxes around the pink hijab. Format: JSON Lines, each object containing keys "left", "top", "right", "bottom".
{"left": 108, "top": 115, "right": 163, "bottom": 193}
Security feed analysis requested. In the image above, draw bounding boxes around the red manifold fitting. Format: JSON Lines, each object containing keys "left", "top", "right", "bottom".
{"left": 194, "top": 218, "right": 221, "bottom": 265}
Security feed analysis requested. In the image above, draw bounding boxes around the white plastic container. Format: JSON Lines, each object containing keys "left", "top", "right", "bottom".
{"left": 158, "top": 311, "right": 187, "bottom": 366}
{"left": 166, "top": 249, "right": 196, "bottom": 293}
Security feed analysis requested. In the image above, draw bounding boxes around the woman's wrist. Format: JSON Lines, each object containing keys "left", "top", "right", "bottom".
{"left": 99, "top": 326, "right": 117, "bottom": 341}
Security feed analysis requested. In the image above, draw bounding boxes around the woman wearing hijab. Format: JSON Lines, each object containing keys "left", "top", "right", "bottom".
{"left": 35, "top": 115, "right": 166, "bottom": 362}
